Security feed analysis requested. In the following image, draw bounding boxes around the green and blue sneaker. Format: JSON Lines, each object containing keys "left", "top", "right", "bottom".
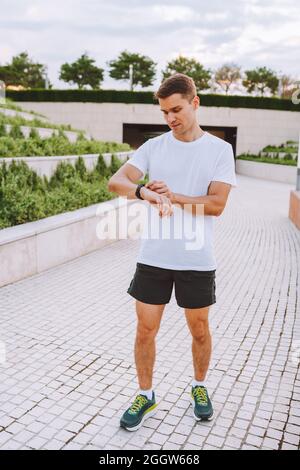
{"left": 120, "top": 392, "right": 157, "bottom": 431}
{"left": 190, "top": 386, "right": 214, "bottom": 421}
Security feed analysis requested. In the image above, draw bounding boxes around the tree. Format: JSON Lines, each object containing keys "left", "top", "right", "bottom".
{"left": 279, "top": 74, "right": 299, "bottom": 99}
{"left": 107, "top": 51, "right": 156, "bottom": 90}
{"left": 59, "top": 53, "right": 104, "bottom": 89}
{"left": 243, "top": 66, "right": 279, "bottom": 96}
{"left": 161, "top": 55, "right": 211, "bottom": 91}
{"left": 214, "top": 64, "right": 241, "bottom": 94}
{"left": 0, "top": 52, "right": 48, "bottom": 88}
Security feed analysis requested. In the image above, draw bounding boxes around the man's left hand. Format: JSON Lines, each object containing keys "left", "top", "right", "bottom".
{"left": 145, "top": 180, "right": 175, "bottom": 203}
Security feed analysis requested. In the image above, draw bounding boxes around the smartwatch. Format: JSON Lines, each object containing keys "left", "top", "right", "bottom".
{"left": 135, "top": 183, "right": 146, "bottom": 200}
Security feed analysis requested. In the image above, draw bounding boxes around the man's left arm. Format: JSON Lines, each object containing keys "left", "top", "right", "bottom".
{"left": 145, "top": 180, "right": 232, "bottom": 217}
{"left": 171, "top": 181, "right": 232, "bottom": 216}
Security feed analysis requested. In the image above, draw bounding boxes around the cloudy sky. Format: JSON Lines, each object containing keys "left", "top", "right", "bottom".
{"left": 1, "top": 0, "right": 300, "bottom": 90}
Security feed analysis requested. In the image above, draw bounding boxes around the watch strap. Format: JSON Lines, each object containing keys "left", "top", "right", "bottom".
{"left": 135, "top": 183, "right": 145, "bottom": 200}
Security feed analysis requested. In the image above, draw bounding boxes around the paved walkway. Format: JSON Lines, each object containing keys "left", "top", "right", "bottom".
{"left": 0, "top": 175, "right": 299, "bottom": 450}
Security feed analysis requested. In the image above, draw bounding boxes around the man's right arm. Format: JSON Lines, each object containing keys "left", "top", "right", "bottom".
{"left": 108, "top": 163, "right": 173, "bottom": 216}
{"left": 108, "top": 162, "right": 146, "bottom": 200}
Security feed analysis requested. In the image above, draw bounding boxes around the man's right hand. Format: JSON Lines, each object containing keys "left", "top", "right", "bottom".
{"left": 140, "top": 186, "right": 173, "bottom": 217}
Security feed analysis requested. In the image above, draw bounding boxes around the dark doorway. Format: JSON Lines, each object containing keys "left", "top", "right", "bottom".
{"left": 123, "top": 123, "right": 237, "bottom": 156}
{"left": 201, "top": 126, "right": 237, "bottom": 157}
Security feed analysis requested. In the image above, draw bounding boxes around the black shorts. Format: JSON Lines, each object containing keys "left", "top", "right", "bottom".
{"left": 127, "top": 262, "right": 216, "bottom": 309}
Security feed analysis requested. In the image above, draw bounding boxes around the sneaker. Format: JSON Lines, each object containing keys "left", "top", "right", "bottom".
{"left": 190, "top": 386, "right": 214, "bottom": 421}
{"left": 120, "top": 392, "right": 157, "bottom": 431}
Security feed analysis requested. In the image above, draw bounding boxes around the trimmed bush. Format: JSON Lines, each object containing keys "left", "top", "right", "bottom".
{"left": 29, "top": 127, "right": 40, "bottom": 140}
{"left": 0, "top": 134, "right": 130, "bottom": 158}
{"left": 0, "top": 121, "right": 6, "bottom": 137}
{"left": 5, "top": 89, "right": 300, "bottom": 112}
{"left": 0, "top": 156, "right": 122, "bottom": 229}
{"left": 262, "top": 145, "right": 297, "bottom": 153}
{"left": 110, "top": 154, "right": 123, "bottom": 174}
{"left": 94, "top": 154, "right": 110, "bottom": 179}
{"left": 9, "top": 124, "right": 23, "bottom": 139}
{"left": 237, "top": 153, "right": 296, "bottom": 166}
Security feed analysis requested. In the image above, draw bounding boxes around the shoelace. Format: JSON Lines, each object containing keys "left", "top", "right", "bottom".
{"left": 193, "top": 386, "right": 208, "bottom": 405}
{"left": 128, "top": 394, "right": 148, "bottom": 414}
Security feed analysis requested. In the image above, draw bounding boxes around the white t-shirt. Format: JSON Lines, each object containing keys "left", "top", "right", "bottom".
{"left": 126, "top": 130, "right": 237, "bottom": 271}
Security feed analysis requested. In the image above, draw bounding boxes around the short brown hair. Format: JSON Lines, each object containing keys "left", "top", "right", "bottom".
{"left": 154, "top": 73, "right": 197, "bottom": 102}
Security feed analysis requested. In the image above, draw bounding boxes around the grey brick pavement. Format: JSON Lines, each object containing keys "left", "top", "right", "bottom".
{"left": 0, "top": 175, "right": 299, "bottom": 450}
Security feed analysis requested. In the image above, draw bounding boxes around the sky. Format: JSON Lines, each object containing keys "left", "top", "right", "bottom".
{"left": 1, "top": 0, "right": 300, "bottom": 91}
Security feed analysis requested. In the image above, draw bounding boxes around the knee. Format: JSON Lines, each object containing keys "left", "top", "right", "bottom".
{"left": 136, "top": 324, "right": 158, "bottom": 343}
{"left": 191, "top": 321, "right": 210, "bottom": 343}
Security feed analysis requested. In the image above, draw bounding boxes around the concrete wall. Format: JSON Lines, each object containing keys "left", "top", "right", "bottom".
{"left": 0, "top": 151, "right": 133, "bottom": 179}
{"left": 289, "top": 191, "right": 300, "bottom": 229}
{"left": 16, "top": 101, "right": 300, "bottom": 155}
{"left": 0, "top": 107, "right": 48, "bottom": 121}
{"left": 0, "top": 197, "right": 139, "bottom": 287}
{"left": 236, "top": 159, "right": 297, "bottom": 185}
{"left": 4, "top": 124, "right": 84, "bottom": 142}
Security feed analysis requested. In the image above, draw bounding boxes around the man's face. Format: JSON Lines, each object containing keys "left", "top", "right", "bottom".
{"left": 159, "top": 93, "right": 199, "bottom": 134}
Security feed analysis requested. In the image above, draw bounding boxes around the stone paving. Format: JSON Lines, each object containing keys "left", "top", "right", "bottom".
{"left": 0, "top": 174, "right": 299, "bottom": 451}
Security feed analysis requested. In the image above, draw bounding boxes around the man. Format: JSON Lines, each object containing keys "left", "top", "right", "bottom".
{"left": 108, "top": 73, "right": 237, "bottom": 432}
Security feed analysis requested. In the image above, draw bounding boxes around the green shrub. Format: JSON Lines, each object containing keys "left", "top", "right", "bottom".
{"left": 0, "top": 121, "right": 7, "bottom": 137}
{"left": 75, "top": 156, "right": 88, "bottom": 181}
{"left": 237, "top": 154, "right": 296, "bottom": 166}
{"left": 9, "top": 124, "right": 24, "bottom": 139}
{"left": 21, "top": 138, "right": 44, "bottom": 156}
{"left": 0, "top": 136, "right": 19, "bottom": 157}
{"left": 57, "top": 129, "right": 68, "bottom": 139}
{"left": 283, "top": 147, "right": 297, "bottom": 153}
{"left": 0, "top": 158, "right": 116, "bottom": 229}
{"left": 48, "top": 161, "right": 76, "bottom": 188}
{"left": 94, "top": 154, "right": 110, "bottom": 179}
{"left": 239, "top": 153, "right": 260, "bottom": 159}
{"left": 0, "top": 160, "right": 46, "bottom": 226}
{"left": 262, "top": 144, "right": 298, "bottom": 153}
{"left": 0, "top": 133, "right": 131, "bottom": 158}
{"left": 29, "top": 127, "right": 40, "bottom": 140}
{"left": 41, "top": 135, "right": 71, "bottom": 156}
{"left": 76, "top": 132, "right": 86, "bottom": 142}
{"left": 110, "top": 154, "right": 122, "bottom": 175}
{"left": 0, "top": 159, "right": 44, "bottom": 191}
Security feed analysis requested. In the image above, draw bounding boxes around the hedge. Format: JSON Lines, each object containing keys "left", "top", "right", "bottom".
{"left": 6, "top": 89, "right": 300, "bottom": 112}
{"left": 0, "top": 156, "right": 113, "bottom": 229}
{"left": 0, "top": 132, "right": 131, "bottom": 158}
{"left": 237, "top": 154, "right": 297, "bottom": 166}
{"left": 0, "top": 155, "right": 148, "bottom": 229}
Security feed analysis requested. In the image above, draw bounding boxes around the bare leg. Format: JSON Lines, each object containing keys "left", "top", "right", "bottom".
{"left": 134, "top": 300, "right": 166, "bottom": 390}
{"left": 184, "top": 306, "right": 211, "bottom": 381}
